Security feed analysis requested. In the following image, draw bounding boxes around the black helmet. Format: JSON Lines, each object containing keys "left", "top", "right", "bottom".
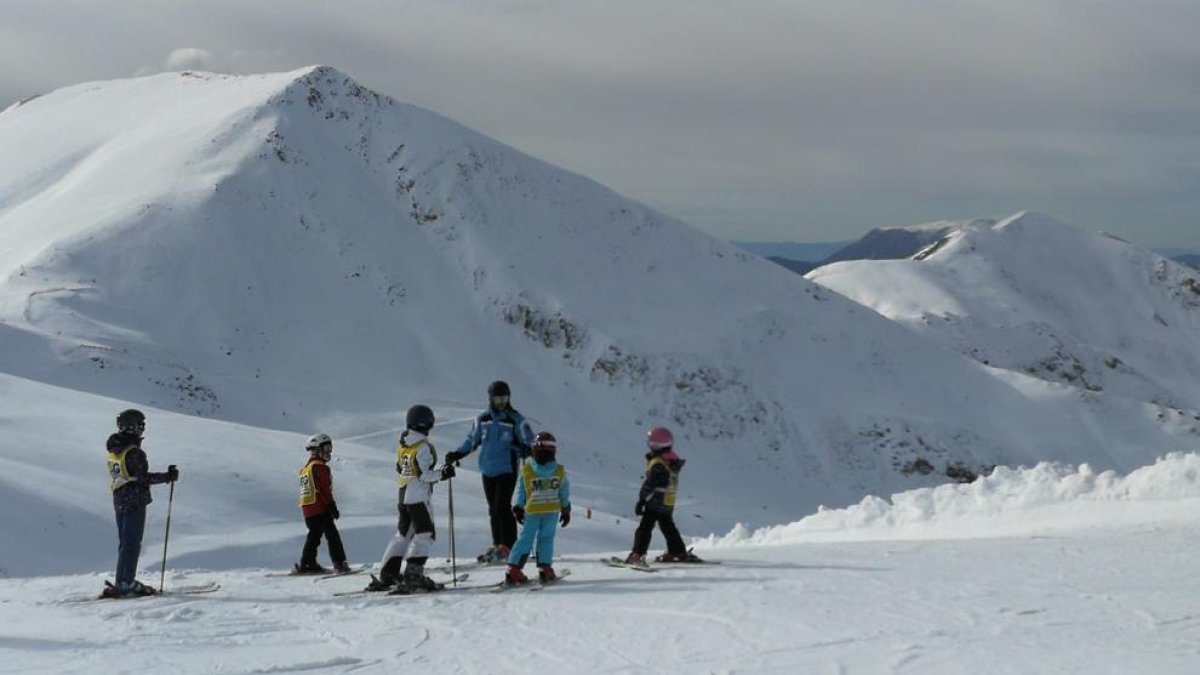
{"left": 406, "top": 404, "right": 435, "bottom": 434}
{"left": 487, "top": 380, "right": 511, "bottom": 397}
{"left": 116, "top": 409, "right": 146, "bottom": 435}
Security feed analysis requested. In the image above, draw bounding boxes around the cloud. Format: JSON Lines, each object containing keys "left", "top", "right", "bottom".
{"left": 0, "top": 0, "right": 1197, "bottom": 247}
{"left": 164, "top": 47, "right": 216, "bottom": 71}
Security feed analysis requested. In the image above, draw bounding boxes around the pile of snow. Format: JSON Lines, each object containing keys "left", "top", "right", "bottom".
{"left": 708, "top": 452, "right": 1200, "bottom": 546}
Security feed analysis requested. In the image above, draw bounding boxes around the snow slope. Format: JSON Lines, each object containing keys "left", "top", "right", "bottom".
{"left": 1, "top": 70, "right": 1199, "bottom": 538}
{"left": 808, "top": 212, "right": 1200, "bottom": 411}
{"left": 3, "top": 450, "right": 1197, "bottom": 674}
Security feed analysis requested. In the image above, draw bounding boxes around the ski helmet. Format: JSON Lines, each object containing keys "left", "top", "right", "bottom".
{"left": 487, "top": 380, "right": 511, "bottom": 409}
{"left": 531, "top": 431, "right": 558, "bottom": 464}
{"left": 116, "top": 409, "right": 146, "bottom": 435}
{"left": 406, "top": 404, "right": 435, "bottom": 434}
{"left": 306, "top": 433, "right": 333, "bottom": 459}
{"left": 646, "top": 426, "right": 674, "bottom": 451}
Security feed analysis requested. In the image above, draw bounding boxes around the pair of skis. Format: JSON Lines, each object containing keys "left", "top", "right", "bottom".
{"left": 67, "top": 580, "right": 222, "bottom": 603}
{"left": 263, "top": 564, "right": 371, "bottom": 580}
{"left": 489, "top": 568, "right": 572, "bottom": 593}
{"left": 332, "top": 573, "right": 472, "bottom": 597}
{"left": 602, "top": 555, "right": 720, "bottom": 573}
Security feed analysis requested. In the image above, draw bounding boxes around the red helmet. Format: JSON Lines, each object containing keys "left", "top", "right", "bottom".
{"left": 646, "top": 427, "right": 674, "bottom": 451}
{"left": 532, "top": 431, "right": 558, "bottom": 464}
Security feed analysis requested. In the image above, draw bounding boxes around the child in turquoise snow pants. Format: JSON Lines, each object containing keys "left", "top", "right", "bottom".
{"left": 505, "top": 432, "right": 571, "bottom": 585}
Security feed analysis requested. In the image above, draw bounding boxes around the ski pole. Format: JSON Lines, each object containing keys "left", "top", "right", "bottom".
{"left": 159, "top": 479, "right": 175, "bottom": 594}
{"left": 447, "top": 473, "right": 457, "bottom": 586}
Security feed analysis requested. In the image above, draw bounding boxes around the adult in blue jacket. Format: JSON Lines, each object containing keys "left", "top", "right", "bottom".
{"left": 444, "top": 380, "right": 534, "bottom": 563}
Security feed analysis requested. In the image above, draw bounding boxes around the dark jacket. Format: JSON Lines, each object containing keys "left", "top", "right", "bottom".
{"left": 107, "top": 432, "right": 170, "bottom": 513}
{"left": 639, "top": 449, "right": 685, "bottom": 512}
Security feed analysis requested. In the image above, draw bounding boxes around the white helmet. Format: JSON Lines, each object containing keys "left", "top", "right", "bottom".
{"left": 306, "top": 433, "right": 333, "bottom": 458}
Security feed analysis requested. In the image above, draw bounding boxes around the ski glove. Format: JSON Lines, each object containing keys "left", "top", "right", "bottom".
{"left": 559, "top": 507, "right": 571, "bottom": 527}
{"left": 443, "top": 451, "right": 465, "bottom": 464}
{"left": 634, "top": 500, "right": 646, "bottom": 516}
{"left": 166, "top": 465, "right": 179, "bottom": 483}
{"left": 440, "top": 464, "right": 457, "bottom": 481}
{"left": 329, "top": 503, "right": 340, "bottom": 520}
{"left": 512, "top": 505, "right": 525, "bottom": 525}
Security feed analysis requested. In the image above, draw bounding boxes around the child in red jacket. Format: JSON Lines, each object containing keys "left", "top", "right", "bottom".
{"left": 296, "top": 433, "right": 351, "bottom": 574}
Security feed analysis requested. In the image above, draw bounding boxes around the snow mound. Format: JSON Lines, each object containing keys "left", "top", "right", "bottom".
{"left": 708, "top": 452, "right": 1200, "bottom": 546}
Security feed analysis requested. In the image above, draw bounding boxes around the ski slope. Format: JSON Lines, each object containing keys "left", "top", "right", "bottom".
{"left": 2, "top": 455, "right": 1197, "bottom": 674}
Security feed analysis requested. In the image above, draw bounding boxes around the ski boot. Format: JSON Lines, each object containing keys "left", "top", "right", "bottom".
{"left": 104, "top": 579, "right": 158, "bottom": 598}
{"left": 504, "top": 565, "right": 529, "bottom": 586}
{"left": 478, "top": 545, "right": 512, "bottom": 565}
{"left": 294, "top": 561, "right": 331, "bottom": 575}
{"left": 623, "top": 553, "right": 651, "bottom": 569}
{"left": 391, "top": 563, "right": 440, "bottom": 594}
{"left": 365, "top": 557, "right": 402, "bottom": 592}
{"left": 656, "top": 549, "right": 704, "bottom": 563}
{"left": 332, "top": 561, "right": 354, "bottom": 575}
{"left": 537, "top": 565, "right": 557, "bottom": 583}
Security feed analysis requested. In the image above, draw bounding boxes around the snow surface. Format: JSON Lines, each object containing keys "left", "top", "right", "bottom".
{"left": 2, "top": 448, "right": 1197, "bottom": 674}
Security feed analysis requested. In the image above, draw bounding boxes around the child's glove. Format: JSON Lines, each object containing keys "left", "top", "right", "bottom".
{"left": 634, "top": 500, "right": 646, "bottom": 516}
{"left": 512, "top": 505, "right": 525, "bottom": 525}
{"left": 166, "top": 465, "right": 179, "bottom": 483}
{"left": 329, "top": 503, "right": 340, "bottom": 520}
{"left": 440, "top": 464, "right": 457, "bottom": 481}
{"left": 559, "top": 507, "right": 571, "bottom": 527}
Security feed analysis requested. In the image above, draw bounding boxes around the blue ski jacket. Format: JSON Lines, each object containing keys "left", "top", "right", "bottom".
{"left": 454, "top": 406, "right": 533, "bottom": 477}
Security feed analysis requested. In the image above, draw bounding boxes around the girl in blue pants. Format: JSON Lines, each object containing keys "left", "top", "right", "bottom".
{"left": 505, "top": 432, "right": 571, "bottom": 585}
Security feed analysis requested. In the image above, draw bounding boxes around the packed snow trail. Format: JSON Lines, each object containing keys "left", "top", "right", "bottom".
{"left": 4, "top": 522, "right": 1198, "bottom": 674}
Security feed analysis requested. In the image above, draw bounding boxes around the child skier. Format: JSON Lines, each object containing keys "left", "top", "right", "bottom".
{"left": 295, "top": 433, "right": 351, "bottom": 575}
{"left": 103, "top": 409, "right": 179, "bottom": 598}
{"left": 624, "top": 426, "right": 703, "bottom": 566}
{"left": 365, "top": 404, "right": 456, "bottom": 593}
{"left": 504, "top": 431, "right": 571, "bottom": 586}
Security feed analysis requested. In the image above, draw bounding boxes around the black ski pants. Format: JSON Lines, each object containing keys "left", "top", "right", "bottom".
{"left": 632, "top": 508, "right": 687, "bottom": 557}
{"left": 301, "top": 510, "right": 347, "bottom": 567}
{"left": 482, "top": 472, "right": 518, "bottom": 548}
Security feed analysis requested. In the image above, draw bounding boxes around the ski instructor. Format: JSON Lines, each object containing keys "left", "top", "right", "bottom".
{"left": 444, "top": 380, "right": 534, "bottom": 563}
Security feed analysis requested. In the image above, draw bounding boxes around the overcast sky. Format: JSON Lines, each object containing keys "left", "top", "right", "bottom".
{"left": 2, "top": 0, "right": 1198, "bottom": 249}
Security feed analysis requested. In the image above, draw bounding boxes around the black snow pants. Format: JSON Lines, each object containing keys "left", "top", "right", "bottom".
{"left": 632, "top": 508, "right": 687, "bottom": 557}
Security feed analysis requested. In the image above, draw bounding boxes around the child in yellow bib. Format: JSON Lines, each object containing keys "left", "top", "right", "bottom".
{"left": 504, "top": 432, "right": 571, "bottom": 585}
{"left": 295, "top": 433, "right": 350, "bottom": 575}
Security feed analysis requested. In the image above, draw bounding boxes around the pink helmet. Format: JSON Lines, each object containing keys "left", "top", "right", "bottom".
{"left": 646, "top": 426, "right": 674, "bottom": 451}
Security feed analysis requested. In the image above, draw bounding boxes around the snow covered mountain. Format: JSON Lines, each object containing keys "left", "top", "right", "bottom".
{"left": 1, "top": 67, "right": 1198, "bottom": 563}
{"left": 808, "top": 212, "right": 1200, "bottom": 411}
{"left": 819, "top": 220, "right": 967, "bottom": 264}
